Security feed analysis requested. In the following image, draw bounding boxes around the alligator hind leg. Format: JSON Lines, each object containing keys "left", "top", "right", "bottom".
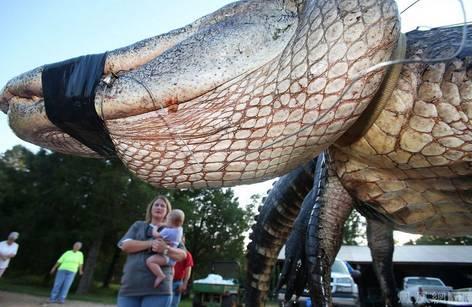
{"left": 367, "top": 218, "right": 398, "bottom": 307}
{"left": 306, "top": 156, "right": 354, "bottom": 306}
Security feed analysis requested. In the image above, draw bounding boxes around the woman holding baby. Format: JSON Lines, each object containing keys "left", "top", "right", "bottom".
{"left": 117, "top": 195, "right": 187, "bottom": 307}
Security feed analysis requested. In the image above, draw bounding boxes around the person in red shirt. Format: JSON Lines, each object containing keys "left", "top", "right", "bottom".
{"left": 171, "top": 241, "right": 194, "bottom": 307}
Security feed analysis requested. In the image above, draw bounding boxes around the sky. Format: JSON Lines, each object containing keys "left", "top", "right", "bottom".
{"left": 1, "top": 0, "right": 471, "bottom": 244}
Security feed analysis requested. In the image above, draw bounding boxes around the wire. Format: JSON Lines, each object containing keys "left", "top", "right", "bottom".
{"left": 100, "top": 74, "right": 204, "bottom": 170}
{"left": 400, "top": 0, "right": 421, "bottom": 15}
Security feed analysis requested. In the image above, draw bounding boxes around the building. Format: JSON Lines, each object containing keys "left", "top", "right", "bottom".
{"left": 277, "top": 245, "right": 472, "bottom": 306}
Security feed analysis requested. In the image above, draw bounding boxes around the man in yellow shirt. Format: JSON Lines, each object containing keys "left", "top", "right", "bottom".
{"left": 48, "top": 242, "right": 84, "bottom": 304}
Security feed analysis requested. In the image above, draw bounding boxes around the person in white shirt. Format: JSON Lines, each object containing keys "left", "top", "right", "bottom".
{"left": 0, "top": 232, "right": 20, "bottom": 278}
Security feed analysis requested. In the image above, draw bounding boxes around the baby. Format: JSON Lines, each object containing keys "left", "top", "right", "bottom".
{"left": 146, "top": 209, "right": 184, "bottom": 287}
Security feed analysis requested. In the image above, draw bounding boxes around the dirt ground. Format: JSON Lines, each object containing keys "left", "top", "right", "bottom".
{"left": 0, "top": 290, "right": 115, "bottom": 307}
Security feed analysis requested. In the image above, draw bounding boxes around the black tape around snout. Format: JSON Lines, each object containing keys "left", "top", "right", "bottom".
{"left": 42, "top": 53, "right": 116, "bottom": 157}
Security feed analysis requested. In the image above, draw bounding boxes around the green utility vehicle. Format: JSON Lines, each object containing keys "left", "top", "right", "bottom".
{"left": 192, "top": 261, "right": 241, "bottom": 307}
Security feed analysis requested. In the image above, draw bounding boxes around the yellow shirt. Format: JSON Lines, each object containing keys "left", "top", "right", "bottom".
{"left": 57, "top": 250, "right": 84, "bottom": 273}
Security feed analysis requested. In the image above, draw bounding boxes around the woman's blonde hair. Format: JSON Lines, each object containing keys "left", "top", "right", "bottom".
{"left": 145, "top": 195, "right": 172, "bottom": 223}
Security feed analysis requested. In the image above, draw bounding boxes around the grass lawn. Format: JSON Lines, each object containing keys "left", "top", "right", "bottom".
{"left": 0, "top": 275, "right": 117, "bottom": 304}
{"left": 0, "top": 276, "right": 202, "bottom": 306}
{"left": 0, "top": 276, "right": 280, "bottom": 306}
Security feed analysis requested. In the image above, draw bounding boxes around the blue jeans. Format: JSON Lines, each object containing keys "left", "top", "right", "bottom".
{"left": 170, "top": 280, "right": 183, "bottom": 307}
{"left": 50, "top": 269, "right": 76, "bottom": 302}
{"left": 117, "top": 295, "right": 172, "bottom": 307}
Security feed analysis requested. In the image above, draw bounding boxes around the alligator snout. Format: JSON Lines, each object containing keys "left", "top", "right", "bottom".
{"left": 0, "top": 85, "right": 12, "bottom": 113}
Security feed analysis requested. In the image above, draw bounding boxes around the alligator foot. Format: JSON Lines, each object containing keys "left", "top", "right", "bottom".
{"left": 276, "top": 188, "right": 316, "bottom": 303}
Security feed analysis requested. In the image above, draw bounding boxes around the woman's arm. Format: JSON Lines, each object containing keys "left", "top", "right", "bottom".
{"left": 168, "top": 245, "right": 187, "bottom": 262}
{"left": 120, "top": 239, "right": 152, "bottom": 254}
{"left": 151, "top": 239, "right": 187, "bottom": 262}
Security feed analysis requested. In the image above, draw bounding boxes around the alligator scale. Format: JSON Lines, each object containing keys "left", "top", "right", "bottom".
{"left": 1, "top": 0, "right": 471, "bottom": 306}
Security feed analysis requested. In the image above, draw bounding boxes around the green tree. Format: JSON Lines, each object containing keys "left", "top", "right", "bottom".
{"left": 0, "top": 146, "right": 255, "bottom": 291}
{"left": 408, "top": 235, "right": 472, "bottom": 245}
{"left": 0, "top": 146, "right": 157, "bottom": 293}
{"left": 169, "top": 189, "right": 254, "bottom": 278}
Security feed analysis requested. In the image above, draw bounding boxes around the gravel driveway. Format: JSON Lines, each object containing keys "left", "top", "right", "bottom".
{"left": 0, "top": 290, "right": 115, "bottom": 307}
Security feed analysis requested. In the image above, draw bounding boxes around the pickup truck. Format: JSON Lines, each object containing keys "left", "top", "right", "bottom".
{"left": 429, "top": 288, "right": 472, "bottom": 306}
{"left": 398, "top": 276, "right": 453, "bottom": 306}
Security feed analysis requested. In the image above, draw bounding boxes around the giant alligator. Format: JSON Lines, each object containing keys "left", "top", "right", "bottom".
{"left": 1, "top": 0, "right": 471, "bottom": 306}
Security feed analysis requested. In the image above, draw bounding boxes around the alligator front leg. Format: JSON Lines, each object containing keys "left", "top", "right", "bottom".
{"left": 246, "top": 159, "right": 316, "bottom": 307}
{"left": 367, "top": 218, "right": 398, "bottom": 307}
{"left": 277, "top": 189, "right": 316, "bottom": 303}
{"left": 306, "top": 158, "right": 354, "bottom": 307}
{"left": 277, "top": 153, "right": 328, "bottom": 304}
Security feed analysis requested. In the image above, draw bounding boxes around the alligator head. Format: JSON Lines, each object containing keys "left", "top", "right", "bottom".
{"left": 0, "top": 0, "right": 400, "bottom": 188}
